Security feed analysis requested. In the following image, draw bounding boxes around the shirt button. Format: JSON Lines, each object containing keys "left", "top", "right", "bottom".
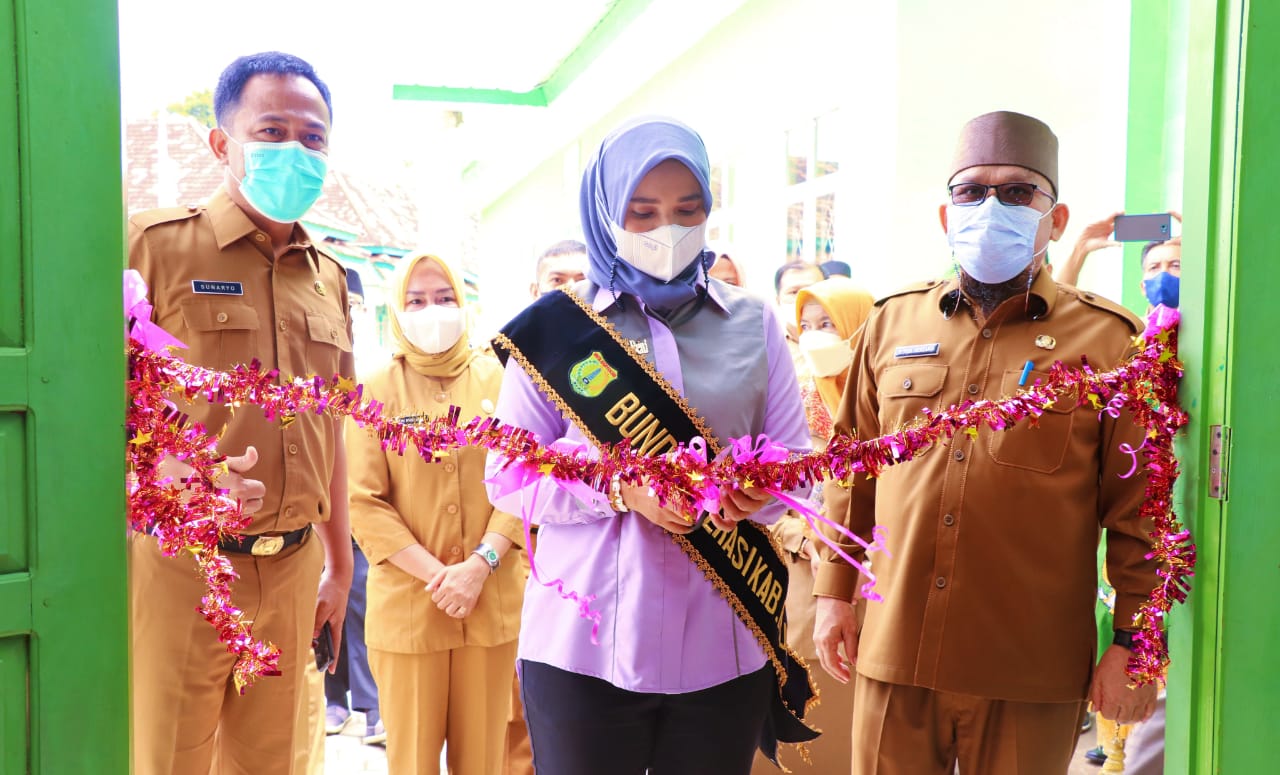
{"left": 981, "top": 328, "right": 993, "bottom": 339}
{"left": 935, "top": 576, "right": 947, "bottom": 589}
{"left": 942, "top": 513, "right": 955, "bottom": 526}
{"left": 449, "top": 546, "right": 462, "bottom": 556}
{"left": 444, "top": 462, "right": 456, "bottom": 473}
{"left": 434, "top": 392, "right": 448, "bottom": 403}
{"left": 902, "top": 378, "right": 913, "bottom": 390}
{"left": 254, "top": 233, "right": 266, "bottom": 242}
{"left": 967, "top": 383, "right": 979, "bottom": 395}
{"left": 216, "top": 312, "right": 229, "bottom": 323}
{"left": 285, "top": 506, "right": 296, "bottom": 518}
{"left": 446, "top": 504, "right": 459, "bottom": 515}
{"left": 288, "top": 443, "right": 299, "bottom": 455}
{"left": 953, "top": 449, "right": 965, "bottom": 461}
{"left": 278, "top": 319, "right": 288, "bottom": 331}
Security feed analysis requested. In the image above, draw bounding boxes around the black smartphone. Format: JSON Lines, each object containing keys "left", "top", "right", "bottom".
{"left": 313, "top": 621, "right": 335, "bottom": 672}
{"left": 1114, "top": 213, "right": 1172, "bottom": 242}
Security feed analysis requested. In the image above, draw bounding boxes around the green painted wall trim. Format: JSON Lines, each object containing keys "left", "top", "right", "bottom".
{"left": 392, "top": 83, "right": 549, "bottom": 107}
{"left": 392, "top": 0, "right": 653, "bottom": 106}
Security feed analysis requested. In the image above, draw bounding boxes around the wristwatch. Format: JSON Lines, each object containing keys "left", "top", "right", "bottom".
{"left": 472, "top": 542, "right": 499, "bottom": 574}
{"left": 1112, "top": 630, "right": 1139, "bottom": 650}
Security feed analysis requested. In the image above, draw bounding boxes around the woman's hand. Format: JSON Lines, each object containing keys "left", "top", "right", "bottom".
{"left": 710, "top": 486, "right": 771, "bottom": 531}
{"left": 620, "top": 481, "right": 699, "bottom": 535}
{"left": 425, "top": 555, "right": 489, "bottom": 618}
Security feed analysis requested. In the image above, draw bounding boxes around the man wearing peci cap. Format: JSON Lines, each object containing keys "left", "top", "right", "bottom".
{"left": 811, "top": 111, "right": 1161, "bottom": 774}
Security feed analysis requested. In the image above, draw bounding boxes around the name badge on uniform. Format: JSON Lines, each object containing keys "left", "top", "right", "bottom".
{"left": 894, "top": 343, "right": 940, "bottom": 358}
{"left": 192, "top": 280, "right": 244, "bottom": 296}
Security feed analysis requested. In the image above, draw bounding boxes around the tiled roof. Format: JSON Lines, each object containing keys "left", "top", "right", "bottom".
{"left": 124, "top": 113, "right": 421, "bottom": 250}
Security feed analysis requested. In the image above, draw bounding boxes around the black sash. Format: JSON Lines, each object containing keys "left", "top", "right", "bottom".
{"left": 493, "top": 289, "right": 818, "bottom": 763}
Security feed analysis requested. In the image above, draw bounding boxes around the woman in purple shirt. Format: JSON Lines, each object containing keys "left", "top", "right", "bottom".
{"left": 486, "top": 116, "right": 811, "bottom": 774}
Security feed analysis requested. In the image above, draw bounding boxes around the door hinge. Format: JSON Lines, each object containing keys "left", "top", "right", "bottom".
{"left": 1209, "top": 424, "right": 1231, "bottom": 500}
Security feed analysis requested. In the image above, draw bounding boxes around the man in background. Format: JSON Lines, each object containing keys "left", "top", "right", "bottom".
{"left": 530, "top": 239, "right": 588, "bottom": 297}
{"left": 774, "top": 260, "right": 825, "bottom": 344}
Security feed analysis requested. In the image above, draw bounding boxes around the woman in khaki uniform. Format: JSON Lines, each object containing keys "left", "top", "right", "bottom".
{"left": 348, "top": 252, "right": 525, "bottom": 775}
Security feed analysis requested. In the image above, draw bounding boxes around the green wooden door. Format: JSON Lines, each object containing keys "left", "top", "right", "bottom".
{"left": 1130, "top": 0, "right": 1280, "bottom": 771}
{"left": 0, "top": 0, "right": 128, "bottom": 772}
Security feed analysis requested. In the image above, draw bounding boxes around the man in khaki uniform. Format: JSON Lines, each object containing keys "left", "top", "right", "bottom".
{"left": 129, "top": 52, "right": 354, "bottom": 775}
{"left": 813, "top": 111, "right": 1160, "bottom": 774}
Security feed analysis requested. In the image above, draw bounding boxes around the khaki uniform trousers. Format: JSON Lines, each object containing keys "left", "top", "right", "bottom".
{"left": 295, "top": 657, "right": 326, "bottom": 775}
{"left": 370, "top": 640, "right": 518, "bottom": 775}
{"left": 130, "top": 530, "right": 324, "bottom": 775}
{"left": 851, "top": 675, "right": 1086, "bottom": 775}
{"left": 503, "top": 533, "right": 535, "bottom": 775}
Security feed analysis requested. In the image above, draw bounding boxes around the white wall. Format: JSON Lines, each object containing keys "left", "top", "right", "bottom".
{"left": 465, "top": 0, "right": 1133, "bottom": 338}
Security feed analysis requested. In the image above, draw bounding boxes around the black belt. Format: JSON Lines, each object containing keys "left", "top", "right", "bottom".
{"left": 219, "top": 526, "right": 311, "bottom": 556}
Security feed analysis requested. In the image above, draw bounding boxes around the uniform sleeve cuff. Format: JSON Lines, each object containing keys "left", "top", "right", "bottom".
{"left": 813, "top": 561, "right": 859, "bottom": 600}
{"left": 486, "top": 510, "right": 526, "bottom": 549}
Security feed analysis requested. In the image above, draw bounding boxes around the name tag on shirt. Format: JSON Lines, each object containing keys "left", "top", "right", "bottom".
{"left": 191, "top": 280, "right": 244, "bottom": 296}
{"left": 894, "top": 343, "right": 940, "bottom": 358}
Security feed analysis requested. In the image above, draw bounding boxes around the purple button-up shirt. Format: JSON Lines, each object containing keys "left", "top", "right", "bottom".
{"left": 485, "top": 282, "right": 810, "bottom": 694}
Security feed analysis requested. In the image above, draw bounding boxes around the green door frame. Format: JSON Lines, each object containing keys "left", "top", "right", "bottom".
{"left": 0, "top": 0, "right": 129, "bottom": 772}
{"left": 1130, "top": 0, "right": 1280, "bottom": 772}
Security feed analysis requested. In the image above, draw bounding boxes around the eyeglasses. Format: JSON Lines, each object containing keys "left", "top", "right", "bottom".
{"left": 948, "top": 182, "right": 1055, "bottom": 207}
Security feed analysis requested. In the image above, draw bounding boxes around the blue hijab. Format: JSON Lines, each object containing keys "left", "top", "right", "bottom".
{"left": 580, "top": 116, "right": 714, "bottom": 313}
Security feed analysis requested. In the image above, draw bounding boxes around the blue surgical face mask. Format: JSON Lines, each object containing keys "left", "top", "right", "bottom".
{"left": 1143, "top": 271, "right": 1180, "bottom": 308}
{"left": 223, "top": 132, "right": 328, "bottom": 223}
{"left": 947, "top": 196, "right": 1053, "bottom": 284}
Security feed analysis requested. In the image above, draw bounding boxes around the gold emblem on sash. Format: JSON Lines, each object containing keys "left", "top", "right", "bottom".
{"left": 569, "top": 351, "right": 618, "bottom": 397}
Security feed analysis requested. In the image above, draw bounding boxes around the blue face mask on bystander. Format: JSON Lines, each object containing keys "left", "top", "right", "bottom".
{"left": 1143, "top": 271, "right": 1180, "bottom": 308}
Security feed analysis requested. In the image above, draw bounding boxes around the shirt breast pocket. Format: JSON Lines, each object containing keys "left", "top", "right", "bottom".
{"left": 305, "top": 312, "right": 352, "bottom": 375}
{"left": 878, "top": 364, "right": 948, "bottom": 449}
{"left": 987, "top": 369, "right": 1076, "bottom": 474}
{"left": 180, "top": 299, "right": 260, "bottom": 369}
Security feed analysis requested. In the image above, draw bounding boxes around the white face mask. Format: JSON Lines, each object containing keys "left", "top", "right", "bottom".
{"left": 394, "top": 304, "right": 464, "bottom": 354}
{"left": 946, "top": 197, "right": 1053, "bottom": 284}
{"left": 610, "top": 221, "right": 707, "bottom": 281}
{"left": 798, "top": 330, "right": 854, "bottom": 377}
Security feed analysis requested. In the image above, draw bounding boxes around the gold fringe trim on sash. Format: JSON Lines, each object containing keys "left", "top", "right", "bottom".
{"left": 493, "top": 332, "right": 604, "bottom": 449}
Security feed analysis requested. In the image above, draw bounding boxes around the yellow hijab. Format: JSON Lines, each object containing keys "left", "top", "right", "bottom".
{"left": 795, "top": 276, "right": 875, "bottom": 413}
{"left": 389, "top": 252, "right": 475, "bottom": 379}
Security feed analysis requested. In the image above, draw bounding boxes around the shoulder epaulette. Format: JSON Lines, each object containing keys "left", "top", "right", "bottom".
{"left": 874, "top": 279, "right": 944, "bottom": 307}
{"left": 128, "top": 203, "right": 203, "bottom": 231}
{"left": 1065, "top": 285, "right": 1143, "bottom": 334}
{"left": 314, "top": 242, "right": 345, "bottom": 270}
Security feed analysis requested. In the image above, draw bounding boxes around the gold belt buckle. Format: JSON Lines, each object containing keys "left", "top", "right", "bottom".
{"left": 251, "top": 535, "right": 286, "bottom": 556}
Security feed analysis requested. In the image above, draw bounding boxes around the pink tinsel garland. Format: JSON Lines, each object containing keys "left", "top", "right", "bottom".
{"left": 126, "top": 306, "right": 1191, "bottom": 690}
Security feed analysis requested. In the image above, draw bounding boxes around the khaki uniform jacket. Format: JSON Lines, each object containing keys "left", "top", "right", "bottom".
{"left": 814, "top": 270, "right": 1157, "bottom": 702}
{"left": 348, "top": 355, "right": 524, "bottom": 654}
{"left": 129, "top": 189, "right": 355, "bottom": 534}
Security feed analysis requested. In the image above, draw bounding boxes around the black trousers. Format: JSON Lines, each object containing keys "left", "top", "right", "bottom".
{"left": 519, "top": 659, "right": 772, "bottom": 775}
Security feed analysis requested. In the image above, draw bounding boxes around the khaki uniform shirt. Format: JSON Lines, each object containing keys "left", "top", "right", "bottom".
{"left": 347, "top": 356, "right": 524, "bottom": 654}
{"left": 814, "top": 269, "right": 1156, "bottom": 702}
{"left": 129, "top": 189, "right": 355, "bottom": 535}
